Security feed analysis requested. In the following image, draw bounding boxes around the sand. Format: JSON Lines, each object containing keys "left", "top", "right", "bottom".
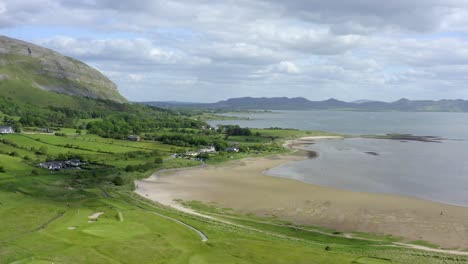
{"left": 88, "top": 212, "right": 104, "bottom": 220}
{"left": 135, "top": 137, "right": 468, "bottom": 249}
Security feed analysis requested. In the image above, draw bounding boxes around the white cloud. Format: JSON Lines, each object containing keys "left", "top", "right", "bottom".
{"left": 273, "top": 61, "right": 301, "bottom": 74}
{"left": 128, "top": 74, "right": 144, "bottom": 82}
{"left": 1, "top": 0, "right": 468, "bottom": 102}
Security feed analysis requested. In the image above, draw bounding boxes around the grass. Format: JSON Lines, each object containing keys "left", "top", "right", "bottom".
{"left": 0, "top": 52, "right": 126, "bottom": 104}
{"left": 24, "top": 134, "right": 147, "bottom": 154}
{"left": 0, "top": 130, "right": 467, "bottom": 263}
{"left": 205, "top": 148, "right": 289, "bottom": 165}
{"left": 408, "top": 240, "right": 441, "bottom": 249}
{"left": 251, "top": 128, "right": 342, "bottom": 139}
{"left": 193, "top": 113, "right": 250, "bottom": 121}
{"left": 352, "top": 257, "right": 393, "bottom": 264}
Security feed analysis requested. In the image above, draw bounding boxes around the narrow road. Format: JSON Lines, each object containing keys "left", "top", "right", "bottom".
{"left": 100, "top": 187, "right": 208, "bottom": 242}
{"left": 150, "top": 211, "right": 208, "bottom": 242}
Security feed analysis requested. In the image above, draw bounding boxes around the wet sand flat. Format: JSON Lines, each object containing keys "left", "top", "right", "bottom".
{"left": 136, "top": 148, "right": 468, "bottom": 249}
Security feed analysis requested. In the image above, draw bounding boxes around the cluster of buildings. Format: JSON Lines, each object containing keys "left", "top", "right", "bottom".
{"left": 0, "top": 126, "right": 14, "bottom": 134}
{"left": 183, "top": 146, "right": 217, "bottom": 157}
{"left": 39, "top": 128, "right": 54, "bottom": 133}
{"left": 38, "top": 159, "right": 85, "bottom": 171}
{"left": 179, "top": 145, "right": 240, "bottom": 158}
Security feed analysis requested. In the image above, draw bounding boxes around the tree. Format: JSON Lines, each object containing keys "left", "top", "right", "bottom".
{"left": 225, "top": 125, "right": 252, "bottom": 136}
{"left": 112, "top": 176, "right": 124, "bottom": 186}
{"left": 197, "top": 152, "right": 210, "bottom": 160}
{"left": 213, "top": 140, "right": 228, "bottom": 151}
{"left": 238, "top": 145, "right": 249, "bottom": 153}
{"left": 38, "top": 146, "right": 48, "bottom": 155}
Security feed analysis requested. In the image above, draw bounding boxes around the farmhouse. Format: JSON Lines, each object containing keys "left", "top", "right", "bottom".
{"left": 226, "top": 146, "right": 240, "bottom": 153}
{"left": 127, "top": 135, "right": 141, "bottom": 141}
{"left": 198, "top": 146, "right": 216, "bottom": 153}
{"left": 185, "top": 151, "right": 199, "bottom": 157}
{"left": 40, "top": 128, "right": 54, "bottom": 133}
{"left": 0, "top": 126, "right": 14, "bottom": 134}
{"left": 39, "top": 159, "right": 85, "bottom": 171}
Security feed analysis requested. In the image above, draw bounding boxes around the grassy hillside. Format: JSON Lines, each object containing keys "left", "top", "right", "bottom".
{"left": 0, "top": 79, "right": 121, "bottom": 111}
{"left": 0, "top": 130, "right": 467, "bottom": 263}
{"left": 0, "top": 36, "right": 126, "bottom": 103}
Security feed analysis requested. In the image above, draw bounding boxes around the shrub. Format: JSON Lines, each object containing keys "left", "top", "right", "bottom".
{"left": 0, "top": 166, "right": 5, "bottom": 173}
{"left": 38, "top": 146, "right": 48, "bottom": 155}
{"left": 197, "top": 152, "right": 210, "bottom": 160}
{"left": 112, "top": 176, "right": 124, "bottom": 186}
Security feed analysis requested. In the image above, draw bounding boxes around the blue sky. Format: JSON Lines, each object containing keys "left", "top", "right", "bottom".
{"left": 1, "top": 0, "right": 468, "bottom": 102}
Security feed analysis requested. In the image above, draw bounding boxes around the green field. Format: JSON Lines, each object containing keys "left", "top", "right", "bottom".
{"left": 0, "top": 131, "right": 467, "bottom": 263}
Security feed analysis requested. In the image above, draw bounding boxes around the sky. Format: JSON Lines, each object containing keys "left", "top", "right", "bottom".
{"left": 1, "top": 1, "right": 468, "bottom": 102}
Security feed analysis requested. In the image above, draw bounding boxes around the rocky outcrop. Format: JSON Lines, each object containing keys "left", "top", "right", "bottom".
{"left": 0, "top": 35, "right": 126, "bottom": 103}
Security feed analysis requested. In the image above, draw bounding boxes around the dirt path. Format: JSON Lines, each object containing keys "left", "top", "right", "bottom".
{"left": 149, "top": 210, "right": 208, "bottom": 242}
{"left": 114, "top": 190, "right": 209, "bottom": 242}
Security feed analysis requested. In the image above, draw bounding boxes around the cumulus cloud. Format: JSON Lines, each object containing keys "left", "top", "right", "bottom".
{"left": 1, "top": 0, "right": 468, "bottom": 102}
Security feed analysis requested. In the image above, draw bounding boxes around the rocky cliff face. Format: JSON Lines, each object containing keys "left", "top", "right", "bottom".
{"left": 0, "top": 35, "right": 126, "bottom": 103}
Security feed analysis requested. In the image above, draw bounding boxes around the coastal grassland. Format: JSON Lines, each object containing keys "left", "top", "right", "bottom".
{"left": 0, "top": 188, "right": 408, "bottom": 264}
{"left": 193, "top": 112, "right": 250, "bottom": 121}
{"left": 204, "top": 146, "right": 290, "bottom": 165}
{"left": 224, "top": 128, "right": 342, "bottom": 147}
{"left": 1, "top": 132, "right": 467, "bottom": 263}
{"left": 251, "top": 128, "right": 342, "bottom": 139}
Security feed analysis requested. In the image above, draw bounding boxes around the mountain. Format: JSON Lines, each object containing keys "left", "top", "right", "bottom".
{"left": 0, "top": 36, "right": 206, "bottom": 135}
{"left": 352, "top": 99, "right": 376, "bottom": 104}
{"left": 0, "top": 35, "right": 126, "bottom": 103}
{"left": 143, "top": 97, "right": 468, "bottom": 112}
{"left": 216, "top": 97, "right": 312, "bottom": 109}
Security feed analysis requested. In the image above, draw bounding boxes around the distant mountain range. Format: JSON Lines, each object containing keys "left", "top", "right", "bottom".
{"left": 142, "top": 97, "right": 468, "bottom": 112}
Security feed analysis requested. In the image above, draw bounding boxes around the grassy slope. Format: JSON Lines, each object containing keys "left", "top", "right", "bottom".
{"left": 0, "top": 132, "right": 466, "bottom": 263}
{"left": 0, "top": 79, "right": 120, "bottom": 111}
{"left": 0, "top": 51, "right": 126, "bottom": 103}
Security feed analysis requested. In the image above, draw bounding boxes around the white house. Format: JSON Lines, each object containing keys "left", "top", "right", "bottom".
{"left": 127, "top": 135, "right": 141, "bottom": 141}
{"left": 185, "top": 151, "right": 199, "bottom": 157}
{"left": 0, "top": 126, "right": 14, "bottom": 134}
{"left": 198, "top": 146, "right": 216, "bottom": 153}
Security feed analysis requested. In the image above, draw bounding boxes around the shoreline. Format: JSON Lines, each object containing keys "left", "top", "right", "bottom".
{"left": 135, "top": 136, "right": 468, "bottom": 249}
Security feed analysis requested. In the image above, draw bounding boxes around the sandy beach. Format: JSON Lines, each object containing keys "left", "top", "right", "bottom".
{"left": 136, "top": 137, "right": 468, "bottom": 249}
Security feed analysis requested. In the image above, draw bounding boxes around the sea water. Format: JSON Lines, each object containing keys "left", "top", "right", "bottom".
{"left": 209, "top": 111, "right": 468, "bottom": 206}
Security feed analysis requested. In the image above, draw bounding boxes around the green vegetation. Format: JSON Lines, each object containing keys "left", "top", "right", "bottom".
{"left": 1, "top": 81, "right": 466, "bottom": 263}
{"left": 0, "top": 36, "right": 126, "bottom": 103}
{"left": 408, "top": 240, "right": 441, "bottom": 249}
{"left": 1, "top": 129, "right": 467, "bottom": 263}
